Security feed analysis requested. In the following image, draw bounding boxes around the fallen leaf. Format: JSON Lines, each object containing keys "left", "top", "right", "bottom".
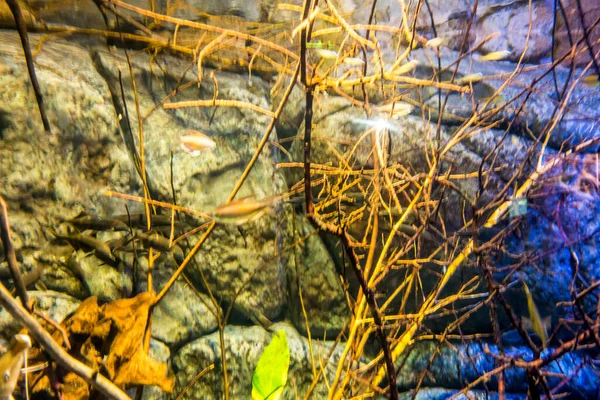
{"left": 59, "top": 292, "right": 173, "bottom": 392}
{"left": 63, "top": 297, "right": 101, "bottom": 335}
{"left": 62, "top": 372, "right": 89, "bottom": 400}
{"left": 252, "top": 330, "right": 290, "bottom": 400}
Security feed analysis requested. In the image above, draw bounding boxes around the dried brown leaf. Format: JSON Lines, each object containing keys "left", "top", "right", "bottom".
{"left": 113, "top": 348, "right": 174, "bottom": 392}
{"left": 80, "top": 339, "right": 102, "bottom": 370}
{"left": 32, "top": 374, "right": 50, "bottom": 395}
{"left": 100, "top": 292, "right": 154, "bottom": 378}
{"left": 63, "top": 297, "right": 101, "bottom": 335}
{"left": 62, "top": 372, "right": 89, "bottom": 400}
{"left": 58, "top": 292, "right": 172, "bottom": 392}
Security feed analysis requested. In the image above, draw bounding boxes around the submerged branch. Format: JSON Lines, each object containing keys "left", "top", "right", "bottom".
{"left": 0, "top": 196, "right": 30, "bottom": 312}
{"left": 5, "top": 0, "right": 51, "bottom": 133}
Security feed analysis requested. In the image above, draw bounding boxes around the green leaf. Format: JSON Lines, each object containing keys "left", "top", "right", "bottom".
{"left": 251, "top": 330, "right": 290, "bottom": 400}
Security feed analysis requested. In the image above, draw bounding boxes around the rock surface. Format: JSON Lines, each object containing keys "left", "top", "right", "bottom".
{"left": 0, "top": 32, "right": 133, "bottom": 248}
{"left": 134, "top": 253, "right": 220, "bottom": 347}
{"left": 554, "top": 0, "right": 600, "bottom": 67}
{"left": 0, "top": 290, "right": 80, "bottom": 340}
{"left": 172, "top": 322, "right": 344, "bottom": 399}
{"left": 395, "top": 340, "right": 599, "bottom": 399}
{"left": 405, "top": 48, "right": 600, "bottom": 153}
{"left": 0, "top": 27, "right": 350, "bottom": 393}
{"left": 90, "top": 44, "right": 293, "bottom": 325}
{"left": 286, "top": 215, "right": 350, "bottom": 339}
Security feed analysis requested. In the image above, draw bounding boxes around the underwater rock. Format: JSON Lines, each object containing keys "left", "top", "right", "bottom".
{"left": 287, "top": 215, "right": 350, "bottom": 339}
{"left": 0, "top": 31, "right": 136, "bottom": 248}
{"left": 74, "top": 249, "right": 133, "bottom": 302}
{"left": 92, "top": 45, "right": 293, "bottom": 326}
{"left": 134, "top": 253, "right": 220, "bottom": 347}
{"left": 271, "top": 74, "right": 305, "bottom": 145}
{"left": 498, "top": 154, "right": 600, "bottom": 323}
{"left": 339, "top": 0, "right": 552, "bottom": 63}
{"left": 172, "top": 322, "right": 344, "bottom": 399}
{"left": 26, "top": 0, "right": 269, "bottom": 30}
{"left": 394, "top": 340, "right": 599, "bottom": 399}
{"left": 459, "top": 127, "right": 553, "bottom": 184}
{"left": 0, "top": 290, "right": 80, "bottom": 340}
{"left": 397, "top": 387, "right": 526, "bottom": 400}
{"left": 554, "top": 0, "right": 600, "bottom": 67}
{"left": 410, "top": 48, "right": 600, "bottom": 153}
{"left": 475, "top": 0, "right": 553, "bottom": 63}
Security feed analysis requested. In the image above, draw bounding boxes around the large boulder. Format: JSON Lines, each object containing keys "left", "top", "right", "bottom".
{"left": 554, "top": 0, "right": 600, "bottom": 67}
{"left": 172, "top": 322, "right": 346, "bottom": 399}
{"left": 394, "top": 340, "right": 598, "bottom": 398}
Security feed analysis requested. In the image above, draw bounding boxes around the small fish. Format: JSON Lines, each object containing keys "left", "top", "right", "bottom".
{"left": 50, "top": 230, "right": 117, "bottom": 267}
{"left": 136, "top": 231, "right": 184, "bottom": 263}
{"left": 250, "top": 310, "right": 274, "bottom": 331}
{"left": 343, "top": 57, "right": 365, "bottom": 66}
{"left": 425, "top": 37, "right": 447, "bottom": 48}
{"left": 211, "top": 196, "right": 274, "bottom": 223}
{"left": 456, "top": 73, "right": 484, "bottom": 85}
{"left": 522, "top": 281, "right": 549, "bottom": 349}
{"left": 115, "top": 213, "right": 177, "bottom": 227}
{"left": 69, "top": 214, "right": 129, "bottom": 232}
{"left": 583, "top": 74, "right": 600, "bottom": 87}
{"left": 180, "top": 130, "right": 216, "bottom": 156}
{"left": 34, "top": 281, "right": 48, "bottom": 292}
{"left": 66, "top": 254, "right": 92, "bottom": 296}
{"left": 374, "top": 102, "right": 413, "bottom": 119}
{"left": 0, "top": 334, "right": 31, "bottom": 400}
{"left": 392, "top": 60, "right": 419, "bottom": 75}
{"left": 313, "top": 48, "right": 339, "bottom": 60}
{"left": 66, "top": 253, "right": 87, "bottom": 281}
{"left": 480, "top": 50, "right": 511, "bottom": 62}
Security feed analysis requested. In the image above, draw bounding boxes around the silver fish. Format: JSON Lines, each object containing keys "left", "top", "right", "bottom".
{"left": 392, "top": 60, "right": 419, "bottom": 75}
{"left": 313, "top": 48, "right": 339, "bottom": 60}
{"left": 455, "top": 73, "right": 484, "bottom": 85}
{"left": 212, "top": 196, "right": 274, "bottom": 219}
{"left": 50, "top": 229, "right": 117, "bottom": 266}
{"left": 180, "top": 130, "right": 216, "bottom": 156}
{"left": 69, "top": 214, "right": 129, "bottom": 232}
{"left": 425, "top": 37, "right": 447, "bottom": 48}
{"left": 343, "top": 57, "right": 365, "bottom": 66}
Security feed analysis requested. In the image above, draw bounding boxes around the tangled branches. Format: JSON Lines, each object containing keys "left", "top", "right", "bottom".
{"left": 1, "top": 0, "right": 599, "bottom": 399}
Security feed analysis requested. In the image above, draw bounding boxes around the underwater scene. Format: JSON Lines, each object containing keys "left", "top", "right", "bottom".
{"left": 0, "top": 0, "right": 599, "bottom": 399}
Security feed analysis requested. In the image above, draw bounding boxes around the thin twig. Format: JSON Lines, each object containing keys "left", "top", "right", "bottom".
{"left": 301, "top": 0, "right": 315, "bottom": 216}
{"left": 0, "top": 197, "right": 30, "bottom": 312}
{"left": 310, "top": 216, "right": 399, "bottom": 400}
{"left": 5, "top": 0, "right": 51, "bottom": 133}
